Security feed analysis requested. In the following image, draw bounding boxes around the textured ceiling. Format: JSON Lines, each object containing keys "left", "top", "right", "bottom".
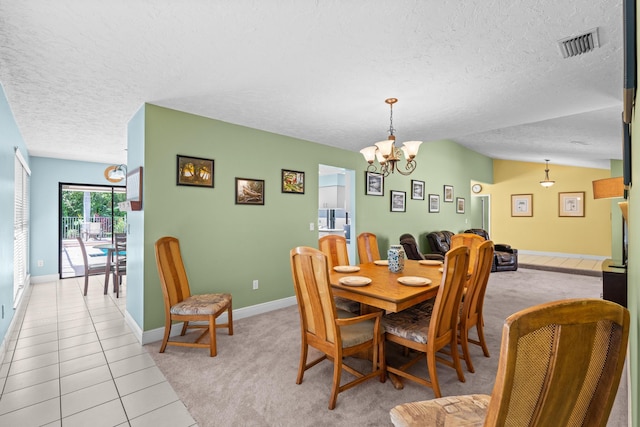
{"left": 0, "top": 1, "right": 625, "bottom": 169}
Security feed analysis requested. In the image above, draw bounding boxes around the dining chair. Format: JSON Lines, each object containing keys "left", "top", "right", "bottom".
{"left": 154, "top": 236, "right": 233, "bottom": 357}
{"left": 382, "top": 245, "right": 470, "bottom": 397}
{"left": 318, "top": 235, "right": 360, "bottom": 313}
{"left": 111, "top": 233, "right": 127, "bottom": 298}
{"left": 357, "top": 232, "right": 381, "bottom": 263}
{"left": 458, "top": 239, "right": 494, "bottom": 373}
{"left": 389, "top": 298, "right": 630, "bottom": 427}
{"left": 76, "top": 236, "right": 109, "bottom": 296}
{"left": 290, "top": 246, "right": 386, "bottom": 410}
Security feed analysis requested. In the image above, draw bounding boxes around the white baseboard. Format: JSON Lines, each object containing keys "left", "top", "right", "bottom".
{"left": 139, "top": 295, "right": 297, "bottom": 345}
{"left": 517, "top": 250, "right": 607, "bottom": 261}
{"left": 30, "top": 274, "right": 59, "bottom": 284}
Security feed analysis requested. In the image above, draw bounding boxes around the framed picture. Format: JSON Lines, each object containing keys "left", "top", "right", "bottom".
{"left": 559, "top": 192, "right": 585, "bottom": 217}
{"left": 281, "top": 169, "right": 304, "bottom": 194}
{"left": 390, "top": 190, "right": 406, "bottom": 212}
{"left": 456, "top": 197, "right": 465, "bottom": 214}
{"left": 365, "top": 171, "right": 384, "bottom": 196}
{"left": 176, "top": 155, "right": 214, "bottom": 188}
{"left": 411, "top": 180, "right": 425, "bottom": 200}
{"left": 443, "top": 185, "right": 454, "bottom": 202}
{"left": 235, "top": 178, "right": 265, "bottom": 205}
{"left": 428, "top": 194, "right": 440, "bottom": 213}
{"left": 511, "top": 194, "right": 533, "bottom": 217}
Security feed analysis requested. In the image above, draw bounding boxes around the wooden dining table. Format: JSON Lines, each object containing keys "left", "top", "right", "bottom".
{"left": 329, "top": 259, "right": 443, "bottom": 313}
{"left": 94, "top": 243, "right": 124, "bottom": 294}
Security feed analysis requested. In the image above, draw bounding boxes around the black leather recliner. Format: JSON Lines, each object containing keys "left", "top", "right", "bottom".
{"left": 425, "top": 231, "right": 454, "bottom": 258}
{"left": 464, "top": 228, "right": 518, "bottom": 272}
{"left": 399, "top": 233, "right": 444, "bottom": 261}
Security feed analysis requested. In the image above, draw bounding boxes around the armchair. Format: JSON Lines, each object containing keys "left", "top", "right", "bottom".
{"left": 464, "top": 229, "right": 518, "bottom": 272}
{"left": 425, "top": 231, "right": 454, "bottom": 258}
{"left": 399, "top": 233, "right": 444, "bottom": 261}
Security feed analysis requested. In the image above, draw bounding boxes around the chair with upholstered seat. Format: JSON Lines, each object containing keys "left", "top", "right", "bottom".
{"left": 383, "top": 245, "right": 470, "bottom": 397}
{"left": 357, "top": 232, "right": 381, "bottom": 263}
{"left": 290, "top": 246, "right": 386, "bottom": 410}
{"left": 319, "top": 235, "right": 361, "bottom": 313}
{"left": 389, "top": 298, "right": 630, "bottom": 427}
{"left": 457, "top": 239, "right": 494, "bottom": 372}
{"left": 154, "top": 236, "right": 233, "bottom": 357}
{"left": 450, "top": 233, "right": 485, "bottom": 280}
{"left": 111, "top": 233, "right": 127, "bottom": 298}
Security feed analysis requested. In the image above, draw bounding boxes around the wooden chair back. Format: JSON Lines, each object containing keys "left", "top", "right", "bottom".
{"left": 430, "top": 245, "right": 470, "bottom": 352}
{"left": 485, "top": 298, "right": 630, "bottom": 427}
{"left": 290, "top": 246, "right": 339, "bottom": 344}
{"left": 459, "top": 239, "right": 494, "bottom": 372}
{"left": 450, "top": 233, "right": 485, "bottom": 276}
{"left": 357, "top": 232, "right": 380, "bottom": 263}
{"left": 154, "top": 236, "right": 192, "bottom": 310}
{"left": 318, "top": 235, "right": 349, "bottom": 268}
{"left": 76, "top": 236, "right": 107, "bottom": 296}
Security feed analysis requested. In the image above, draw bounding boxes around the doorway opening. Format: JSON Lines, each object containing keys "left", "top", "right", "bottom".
{"left": 59, "top": 183, "right": 127, "bottom": 279}
{"left": 318, "top": 165, "right": 356, "bottom": 263}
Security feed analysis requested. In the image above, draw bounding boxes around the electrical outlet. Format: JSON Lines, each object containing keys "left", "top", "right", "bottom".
{"left": 309, "top": 222, "right": 315, "bottom": 231}
{"left": 37, "top": 260, "right": 44, "bottom": 267}
{"left": 253, "top": 280, "right": 259, "bottom": 290}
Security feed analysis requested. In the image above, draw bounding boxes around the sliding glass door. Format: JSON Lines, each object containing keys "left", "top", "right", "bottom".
{"left": 59, "top": 183, "right": 126, "bottom": 279}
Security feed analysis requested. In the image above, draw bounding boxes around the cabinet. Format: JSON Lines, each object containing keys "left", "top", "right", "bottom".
{"left": 602, "top": 259, "right": 627, "bottom": 307}
{"left": 319, "top": 185, "right": 345, "bottom": 208}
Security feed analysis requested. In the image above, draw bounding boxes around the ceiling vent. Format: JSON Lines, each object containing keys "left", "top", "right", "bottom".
{"left": 557, "top": 28, "right": 600, "bottom": 58}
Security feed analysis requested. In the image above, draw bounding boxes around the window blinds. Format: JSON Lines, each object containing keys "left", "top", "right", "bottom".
{"left": 14, "top": 148, "right": 30, "bottom": 307}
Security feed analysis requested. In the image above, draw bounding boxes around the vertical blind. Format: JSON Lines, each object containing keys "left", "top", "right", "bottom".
{"left": 14, "top": 148, "right": 30, "bottom": 307}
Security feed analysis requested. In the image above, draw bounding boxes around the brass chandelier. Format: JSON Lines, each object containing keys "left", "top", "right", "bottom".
{"left": 360, "top": 98, "right": 423, "bottom": 176}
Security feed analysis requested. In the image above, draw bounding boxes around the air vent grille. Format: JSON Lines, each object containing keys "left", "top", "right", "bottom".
{"left": 557, "top": 28, "right": 600, "bottom": 58}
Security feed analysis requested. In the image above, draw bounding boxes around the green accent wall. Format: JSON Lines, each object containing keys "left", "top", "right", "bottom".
{"left": 137, "top": 104, "right": 494, "bottom": 331}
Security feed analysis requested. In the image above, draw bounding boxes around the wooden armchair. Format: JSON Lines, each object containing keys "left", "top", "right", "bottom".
{"left": 382, "top": 246, "right": 470, "bottom": 397}
{"left": 290, "top": 246, "right": 386, "bottom": 409}
{"left": 390, "top": 298, "right": 630, "bottom": 427}
{"left": 154, "top": 236, "right": 233, "bottom": 357}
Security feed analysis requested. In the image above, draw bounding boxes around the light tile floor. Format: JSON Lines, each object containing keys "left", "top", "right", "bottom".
{"left": 518, "top": 253, "right": 605, "bottom": 274}
{"left": 0, "top": 275, "right": 196, "bottom": 427}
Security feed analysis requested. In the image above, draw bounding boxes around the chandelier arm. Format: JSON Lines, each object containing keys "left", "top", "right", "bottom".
{"left": 394, "top": 160, "right": 417, "bottom": 176}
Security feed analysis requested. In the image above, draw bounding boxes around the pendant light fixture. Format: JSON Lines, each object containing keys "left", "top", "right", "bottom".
{"left": 360, "top": 98, "right": 423, "bottom": 176}
{"left": 540, "top": 159, "right": 555, "bottom": 188}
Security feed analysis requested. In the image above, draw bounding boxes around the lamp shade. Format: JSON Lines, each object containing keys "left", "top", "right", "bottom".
{"left": 592, "top": 177, "right": 624, "bottom": 199}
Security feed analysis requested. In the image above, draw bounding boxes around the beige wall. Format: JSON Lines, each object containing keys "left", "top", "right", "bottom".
{"left": 484, "top": 160, "right": 612, "bottom": 256}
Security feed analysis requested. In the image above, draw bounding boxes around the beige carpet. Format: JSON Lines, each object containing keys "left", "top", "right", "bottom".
{"left": 144, "top": 268, "right": 628, "bottom": 427}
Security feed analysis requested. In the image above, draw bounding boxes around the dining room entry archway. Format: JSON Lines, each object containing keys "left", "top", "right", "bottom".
{"left": 58, "top": 183, "right": 127, "bottom": 279}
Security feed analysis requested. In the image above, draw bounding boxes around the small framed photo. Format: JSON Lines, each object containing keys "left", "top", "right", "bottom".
{"left": 559, "top": 192, "right": 585, "bottom": 217}
{"left": 429, "top": 194, "right": 440, "bottom": 213}
{"left": 235, "top": 178, "right": 265, "bottom": 205}
{"left": 390, "top": 190, "right": 406, "bottom": 212}
{"left": 411, "top": 180, "right": 425, "bottom": 200}
{"left": 511, "top": 194, "right": 533, "bottom": 217}
{"left": 443, "top": 185, "right": 454, "bottom": 202}
{"left": 176, "top": 155, "right": 214, "bottom": 188}
{"left": 456, "top": 197, "right": 465, "bottom": 214}
{"left": 365, "top": 171, "right": 384, "bottom": 196}
{"left": 281, "top": 169, "right": 305, "bottom": 194}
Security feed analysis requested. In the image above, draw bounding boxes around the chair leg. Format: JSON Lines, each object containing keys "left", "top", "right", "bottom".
{"left": 83, "top": 274, "right": 89, "bottom": 296}
{"left": 460, "top": 329, "right": 475, "bottom": 373}
{"left": 209, "top": 315, "right": 217, "bottom": 357}
{"left": 227, "top": 303, "right": 234, "bottom": 335}
{"left": 160, "top": 318, "right": 171, "bottom": 353}
{"left": 328, "top": 355, "right": 342, "bottom": 410}
{"left": 477, "top": 319, "right": 490, "bottom": 357}
{"left": 450, "top": 337, "right": 466, "bottom": 383}
{"left": 426, "top": 350, "right": 441, "bottom": 398}
{"left": 296, "top": 342, "right": 308, "bottom": 384}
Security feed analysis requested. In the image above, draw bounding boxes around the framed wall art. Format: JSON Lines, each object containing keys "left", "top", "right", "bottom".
{"left": 411, "top": 180, "right": 425, "bottom": 200}
{"left": 235, "top": 178, "right": 265, "bottom": 205}
{"left": 176, "top": 155, "right": 214, "bottom": 188}
{"left": 456, "top": 197, "right": 465, "bottom": 214}
{"left": 390, "top": 190, "right": 406, "bottom": 212}
{"left": 281, "top": 169, "right": 305, "bottom": 194}
{"left": 443, "top": 185, "right": 454, "bottom": 202}
{"left": 559, "top": 191, "right": 585, "bottom": 217}
{"left": 428, "top": 194, "right": 440, "bottom": 213}
{"left": 511, "top": 194, "right": 533, "bottom": 217}
{"left": 365, "top": 171, "right": 384, "bottom": 196}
